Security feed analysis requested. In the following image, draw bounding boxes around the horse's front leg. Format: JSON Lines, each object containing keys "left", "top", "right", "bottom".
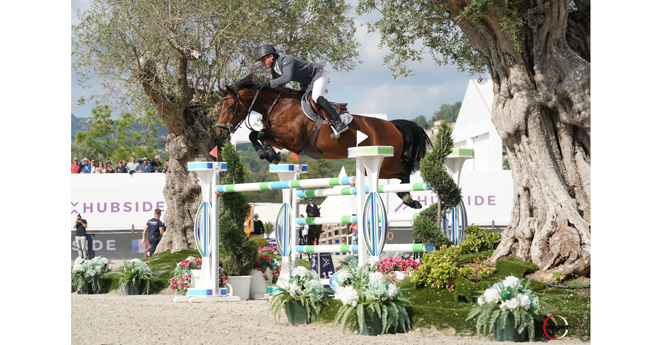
{"left": 249, "top": 131, "right": 267, "bottom": 159}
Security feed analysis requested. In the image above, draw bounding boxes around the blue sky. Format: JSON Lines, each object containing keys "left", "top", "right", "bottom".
{"left": 70, "top": 0, "right": 478, "bottom": 121}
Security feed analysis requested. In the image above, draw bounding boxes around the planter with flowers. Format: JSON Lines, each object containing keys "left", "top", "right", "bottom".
{"left": 117, "top": 259, "right": 157, "bottom": 295}
{"left": 374, "top": 257, "right": 420, "bottom": 282}
{"left": 268, "top": 266, "right": 329, "bottom": 326}
{"left": 170, "top": 256, "right": 228, "bottom": 295}
{"left": 466, "top": 275, "right": 547, "bottom": 342}
{"left": 71, "top": 256, "right": 112, "bottom": 294}
{"left": 332, "top": 263, "right": 411, "bottom": 336}
{"left": 251, "top": 255, "right": 281, "bottom": 298}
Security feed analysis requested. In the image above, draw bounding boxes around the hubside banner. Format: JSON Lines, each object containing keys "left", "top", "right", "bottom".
{"left": 71, "top": 174, "right": 167, "bottom": 231}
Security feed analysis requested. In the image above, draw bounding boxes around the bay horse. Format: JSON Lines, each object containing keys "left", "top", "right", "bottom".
{"left": 215, "top": 74, "right": 431, "bottom": 209}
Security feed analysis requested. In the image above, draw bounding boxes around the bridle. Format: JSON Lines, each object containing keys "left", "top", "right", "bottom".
{"left": 215, "top": 88, "right": 283, "bottom": 133}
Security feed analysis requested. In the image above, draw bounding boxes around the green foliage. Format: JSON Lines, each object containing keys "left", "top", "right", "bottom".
{"left": 413, "top": 122, "right": 461, "bottom": 246}
{"left": 493, "top": 256, "right": 539, "bottom": 280}
{"left": 250, "top": 237, "right": 269, "bottom": 249}
{"left": 411, "top": 245, "right": 462, "bottom": 289}
{"left": 459, "top": 225, "right": 502, "bottom": 255}
{"left": 73, "top": 105, "right": 166, "bottom": 163}
{"left": 355, "top": 0, "right": 488, "bottom": 77}
{"left": 454, "top": 276, "right": 476, "bottom": 303}
{"left": 116, "top": 259, "right": 158, "bottom": 295}
{"left": 263, "top": 222, "right": 274, "bottom": 236}
{"left": 433, "top": 102, "right": 462, "bottom": 123}
{"left": 72, "top": 0, "right": 360, "bottom": 116}
{"left": 332, "top": 264, "right": 411, "bottom": 335}
{"left": 219, "top": 143, "right": 257, "bottom": 276}
{"left": 413, "top": 115, "right": 429, "bottom": 129}
{"left": 268, "top": 267, "right": 330, "bottom": 324}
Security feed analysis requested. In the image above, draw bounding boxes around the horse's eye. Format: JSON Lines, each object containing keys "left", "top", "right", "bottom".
{"left": 228, "top": 105, "right": 235, "bottom": 111}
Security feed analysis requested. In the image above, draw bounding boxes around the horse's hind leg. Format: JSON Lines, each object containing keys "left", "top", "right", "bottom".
{"left": 396, "top": 175, "right": 423, "bottom": 209}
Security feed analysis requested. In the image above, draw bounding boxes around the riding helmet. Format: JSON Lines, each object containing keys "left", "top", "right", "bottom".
{"left": 255, "top": 44, "right": 278, "bottom": 62}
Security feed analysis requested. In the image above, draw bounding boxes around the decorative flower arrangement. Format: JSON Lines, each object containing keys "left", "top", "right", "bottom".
{"left": 466, "top": 275, "right": 542, "bottom": 339}
{"left": 117, "top": 259, "right": 157, "bottom": 295}
{"left": 255, "top": 255, "right": 281, "bottom": 284}
{"left": 71, "top": 256, "right": 112, "bottom": 294}
{"left": 170, "top": 256, "right": 227, "bottom": 295}
{"left": 258, "top": 245, "right": 278, "bottom": 255}
{"left": 374, "top": 257, "right": 420, "bottom": 281}
{"left": 332, "top": 263, "right": 411, "bottom": 335}
{"left": 267, "top": 266, "right": 329, "bottom": 324}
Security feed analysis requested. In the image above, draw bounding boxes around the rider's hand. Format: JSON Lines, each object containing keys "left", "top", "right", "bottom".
{"left": 255, "top": 81, "right": 270, "bottom": 90}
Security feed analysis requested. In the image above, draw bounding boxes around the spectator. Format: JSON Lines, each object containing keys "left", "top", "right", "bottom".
{"left": 105, "top": 161, "right": 115, "bottom": 173}
{"left": 73, "top": 214, "right": 88, "bottom": 259}
{"left": 306, "top": 198, "right": 321, "bottom": 245}
{"left": 298, "top": 214, "right": 309, "bottom": 260}
{"left": 350, "top": 214, "right": 358, "bottom": 245}
{"left": 94, "top": 160, "right": 105, "bottom": 174}
{"left": 90, "top": 159, "right": 97, "bottom": 173}
{"left": 138, "top": 157, "right": 151, "bottom": 173}
{"left": 141, "top": 208, "right": 164, "bottom": 258}
{"left": 163, "top": 159, "right": 169, "bottom": 173}
{"left": 78, "top": 158, "right": 92, "bottom": 174}
{"left": 71, "top": 157, "right": 82, "bottom": 174}
{"left": 116, "top": 160, "right": 127, "bottom": 173}
{"left": 150, "top": 155, "right": 164, "bottom": 173}
{"left": 126, "top": 155, "right": 140, "bottom": 174}
{"left": 251, "top": 213, "right": 265, "bottom": 238}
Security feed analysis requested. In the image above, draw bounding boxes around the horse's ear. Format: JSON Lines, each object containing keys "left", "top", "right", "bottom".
{"left": 246, "top": 72, "right": 254, "bottom": 81}
{"left": 220, "top": 88, "right": 227, "bottom": 96}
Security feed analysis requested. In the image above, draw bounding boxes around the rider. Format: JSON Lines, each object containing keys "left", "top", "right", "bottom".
{"left": 254, "top": 44, "right": 348, "bottom": 138}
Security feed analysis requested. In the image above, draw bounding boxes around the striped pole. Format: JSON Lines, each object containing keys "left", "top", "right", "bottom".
{"left": 295, "top": 243, "right": 434, "bottom": 253}
{"left": 296, "top": 213, "right": 420, "bottom": 225}
{"left": 296, "top": 183, "right": 432, "bottom": 198}
{"left": 216, "top": 176, "right": 355, "bottom": 193}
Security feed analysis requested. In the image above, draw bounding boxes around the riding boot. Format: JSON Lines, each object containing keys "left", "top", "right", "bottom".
{"left": 316, "top": 96, "right": 348, "bottom": 139}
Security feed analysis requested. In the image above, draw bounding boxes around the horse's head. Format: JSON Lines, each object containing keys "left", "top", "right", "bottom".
{"left": 215, "top": 74, "right": 261, "bottom": 141}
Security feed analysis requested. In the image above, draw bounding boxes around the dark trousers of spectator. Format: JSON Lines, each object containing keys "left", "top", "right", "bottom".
{"left": 148, "top": 235, "right": 161, "bottom": 257}
{"left": 308, "top": 225, "right": 321, "bottom": 246}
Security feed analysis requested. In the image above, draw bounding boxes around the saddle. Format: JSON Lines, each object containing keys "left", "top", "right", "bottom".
{"left": 306, "top": 94, "right": 348, "bottom": 122}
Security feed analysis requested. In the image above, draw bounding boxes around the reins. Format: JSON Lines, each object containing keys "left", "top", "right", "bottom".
{"left": 215, "top": 88, "right": 283, "bottom": 133}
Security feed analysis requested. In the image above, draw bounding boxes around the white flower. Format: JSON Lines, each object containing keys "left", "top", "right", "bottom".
{"left": 336, "top": 270, "right": 349, "bottom": 285}
{"left": 517, "top": 294, "right": 531, "bottom": 311}
{"left": 74, "top": 257, "right": 84, "bottom": 265}
{"left": 73, "top": 264, "right": 83, "bottom": 273}
{"left": 369, "top": 272, "right": 384, "bottom": 283}
{"left": 394, "top": 271, "right": 406, "bottom": 281}
{"left": 504, "top": 298, "right": 519, "bottom": 310}
{"left": 292, "top": 266, "right": 308, "bottom": 278}
{"left": 335, "top": 286, "right": 358, "bottom": 307}
{"left": 477, "top": 296, "right": 485, "bottom": 306}
{"left": 502, "top": 275, "right": 520, "bottom": 289}
{"left": 287, "top": 283, "right": 301, "bottom": 297}
{"left": 386, "top": 284, "right": 398, "bottom": 300}
{"left": 483, "top": 288, "right": 501, "bottom": 303}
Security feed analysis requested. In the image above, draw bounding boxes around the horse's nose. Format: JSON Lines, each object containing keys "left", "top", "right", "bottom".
{"left": 216, "top": 127, "right": 230, "bottom": 141}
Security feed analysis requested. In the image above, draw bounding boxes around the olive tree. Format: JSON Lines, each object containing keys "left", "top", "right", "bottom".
{"left": 72, "top": 0, "right": 359, "bottom": 253}
{"left": 357, "top": 0, "right": 590, "bottom": 281}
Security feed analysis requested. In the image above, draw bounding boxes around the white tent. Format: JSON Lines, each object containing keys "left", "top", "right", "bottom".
{"left": 317, "top": 167, "right": 358, "bottom": 217}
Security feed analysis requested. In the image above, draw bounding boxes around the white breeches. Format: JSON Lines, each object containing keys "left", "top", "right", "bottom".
{"left": 311, "top": 69, "right": 329, "bottom": 102}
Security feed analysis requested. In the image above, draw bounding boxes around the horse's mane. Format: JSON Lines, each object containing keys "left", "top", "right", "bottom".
{"left": 231, "top": 73, "right": 304, "bottom": 98}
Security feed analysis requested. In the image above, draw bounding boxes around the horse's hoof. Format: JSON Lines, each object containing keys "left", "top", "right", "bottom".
{"left": 256, "top": 147, "right": 266, "bottom": 159}
{"left": 406, "top": 200, "right": 423, "bottom": 209}
{"left": 266, "top": 149, "right": 277, "bottom": 162}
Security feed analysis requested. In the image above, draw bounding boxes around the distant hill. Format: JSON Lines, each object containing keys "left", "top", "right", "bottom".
{"left": 71, "top": 113, "right": 169, "bottom": 142}
{"left": 71, "top": 114, "right": 92, "bottom": 141}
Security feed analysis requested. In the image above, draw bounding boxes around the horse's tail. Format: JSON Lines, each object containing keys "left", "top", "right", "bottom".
{"left": 391, "top": 119, "right": 432, "bottom": 174}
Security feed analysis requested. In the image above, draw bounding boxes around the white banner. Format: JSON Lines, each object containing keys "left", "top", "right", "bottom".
{"left": 71, "top": 174, "right": 167, "bottom": 231}
{"left": 386, "top": 170, "right": 513, "bottom": 226}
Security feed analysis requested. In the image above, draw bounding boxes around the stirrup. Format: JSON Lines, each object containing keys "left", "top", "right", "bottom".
{"left": 330, "top": 123, "right": 348, "bottom": 139}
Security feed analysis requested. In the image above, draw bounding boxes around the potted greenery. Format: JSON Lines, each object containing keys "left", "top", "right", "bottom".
{"left": 218, "top": 143, "right": 258, "bottom": 299}
{"left": 466, "top": 275, "right": 546, "bottom": 341}
{"left": 71, "top": 256, "right": 111, "bottom": 294}
{"left": 170, "top": 256, "right": 228, "bottom": 295}
{"left": 251, "top": 254, "right": 281, "bottom": 298}
{"left": 332, "top": 263, "right": 412, "bottom": 335}
{"left": 268, "top": 266, "right": 329, "bottom": 326}
{"left": 117, "top": 259, "right": 157, "bottom": 295}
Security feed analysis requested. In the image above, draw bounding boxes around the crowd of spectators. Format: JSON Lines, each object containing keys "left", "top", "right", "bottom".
{"left": 71, "top": 155, "right": 169, "bottom": 174}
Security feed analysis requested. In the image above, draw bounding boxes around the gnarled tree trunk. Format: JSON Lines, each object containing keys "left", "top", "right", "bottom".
{"left": 448, "top": 1, "right": 590, "bottom": 281}
{"left": 133, "top": 55, "right": 224, "bottom": 254}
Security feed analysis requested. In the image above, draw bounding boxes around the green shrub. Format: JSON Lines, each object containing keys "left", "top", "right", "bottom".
{"left": 411, "top": 245, "right": 462, "bottom": 289}
{"left": 459, "top": 224, "right": 501, "bottom": 255}
{"left": 250, "top": 237, "right": 269, "bottom": 248}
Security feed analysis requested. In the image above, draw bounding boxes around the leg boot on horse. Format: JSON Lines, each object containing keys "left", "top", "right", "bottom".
{"left": 248, "top": 131, "right": 267, "bottom": 159}
{"left": 317, "top": 96, "right": 348, "bottom": 139}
